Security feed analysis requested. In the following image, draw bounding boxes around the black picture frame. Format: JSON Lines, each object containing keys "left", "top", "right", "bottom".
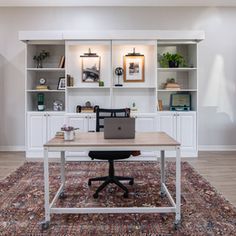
{"left": 57, "top": 77, "right": 66, "bottom": 90}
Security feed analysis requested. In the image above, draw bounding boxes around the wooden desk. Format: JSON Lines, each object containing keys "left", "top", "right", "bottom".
{"left": 42, "top": 132, "right": 181, "bottom": 229}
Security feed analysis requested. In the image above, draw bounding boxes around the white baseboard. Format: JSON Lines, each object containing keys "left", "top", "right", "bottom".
{"left": 199, "top": 145, "right": 236, "bottom": 151}
{"left": 0, "top": 146, "right": 25, "bottom": 151}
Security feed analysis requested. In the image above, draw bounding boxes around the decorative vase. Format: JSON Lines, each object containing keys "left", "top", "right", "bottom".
{"left": 36, "top": 60, "right": 43, "bottom": 68}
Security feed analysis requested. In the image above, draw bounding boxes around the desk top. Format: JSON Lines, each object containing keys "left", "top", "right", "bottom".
{"left": 44, "top": 132, "right": 180, "bottom": 148}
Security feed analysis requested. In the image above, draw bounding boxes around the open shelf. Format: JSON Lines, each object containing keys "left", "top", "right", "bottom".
{"left": 27, "top": 90, "right": 65, "bottom": 93}
{"left": 157, "top": 68, "right": 197, "bottom": 72}
{"left": 27, "top": 68, "right": 65, "bottom": 71}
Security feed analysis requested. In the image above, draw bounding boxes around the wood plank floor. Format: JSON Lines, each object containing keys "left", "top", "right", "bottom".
{"left": 0, "top": 151, "right": 236, "bottom": 206}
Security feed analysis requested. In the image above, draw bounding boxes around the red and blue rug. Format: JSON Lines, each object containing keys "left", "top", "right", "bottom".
{"left": 0, "top": 161, "right": 236, "bottom": 235}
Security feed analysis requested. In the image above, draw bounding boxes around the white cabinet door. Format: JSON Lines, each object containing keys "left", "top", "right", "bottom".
{"left": 177, "top": 112, "right": 196, "bottom": 151}
{"left": 67, "top": 116, "right": 87, "bottom": 132}
{"left": 27, "top": 113, "right": 47, "bottom": 151}
{"left": 88, "top": 116, "right": 96, "bottom": 132}
{"left": 158, "top": 112, "right": 176, "bottom": 139}
{"left": 135, "top": 115, "right": 156, "bottom": 132}
{"left": 47, "top": 114, "right": 65, "bottom": 141}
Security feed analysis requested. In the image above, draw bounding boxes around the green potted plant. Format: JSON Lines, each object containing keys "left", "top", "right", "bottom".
{"left": 159, "top": 52, "right": 186, "bottom": 68}
{"left": 33, "top": 50, "right": 50, "bottom": 68}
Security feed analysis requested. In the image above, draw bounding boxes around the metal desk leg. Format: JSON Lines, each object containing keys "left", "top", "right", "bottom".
{"left": 42, "top": 148, "right": 50, "bottom": 230}
{"left": 160, "top": 150, "right": 166, "bottom": 197}
{"left": 59, "top": 151, "right": 66, "bottom": 198}
{"left": 175, "top": 146, "right": 181, "bottom": 228}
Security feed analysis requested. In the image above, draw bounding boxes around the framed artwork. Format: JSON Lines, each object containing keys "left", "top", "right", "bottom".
{"left": 123, "top": 55, "right": 145, "bottom": 82}
{"left": 57, "top": 77, "right": 66, "bottom": 90}
{"left": 81, "top": 55, "right": 100, "bottom": 83}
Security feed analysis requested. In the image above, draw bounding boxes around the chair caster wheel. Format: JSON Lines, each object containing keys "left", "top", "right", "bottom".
{"left": 88, "top": 180, "right": 92, "bottom": 186}
{"left": 174, "top": 220, "right": 181, "bottom": 230}
{"left": 129, "top": 180, "right": 134, "bottom": 185}
{"left": 41, "top": 221, "right": 50, "bottom": 230}
{"left": 59, "top": 192, "right": 66, "bottom": 199}
{"left": 160, "top": 191, "right": 166, "bottom": 198}
{"left": 123, "top": 192, "right": 129, "bottom": 198}
{"left": 93, "top": 193, "right": 99, "bottom": 199}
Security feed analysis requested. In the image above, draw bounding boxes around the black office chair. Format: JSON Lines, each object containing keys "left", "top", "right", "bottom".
{"left": 88, "top": 107, "right": 134, "bottom": 198}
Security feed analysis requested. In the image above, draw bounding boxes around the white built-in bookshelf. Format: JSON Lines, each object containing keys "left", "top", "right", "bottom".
{"left": 20, "top": 30, "right": 204, "bottom": 158}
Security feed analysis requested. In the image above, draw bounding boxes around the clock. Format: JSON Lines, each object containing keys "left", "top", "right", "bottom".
{"left": 39, "top": 78, "right": 46, "bottom": 85}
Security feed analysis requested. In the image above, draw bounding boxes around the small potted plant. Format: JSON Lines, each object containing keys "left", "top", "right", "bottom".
{"left": 159, "top": 52, "right": 186, "bottom": 68}
{"left": 33, "top": 50, "right": 50, "bottom": 68}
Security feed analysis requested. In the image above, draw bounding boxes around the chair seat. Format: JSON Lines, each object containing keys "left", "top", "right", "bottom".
{"left": 88, "top": 151, "right": 132, "bottom": 160}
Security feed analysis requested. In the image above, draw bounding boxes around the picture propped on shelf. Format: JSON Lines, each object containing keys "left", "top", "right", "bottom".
{"left": 80, "top": 49, "right": 100, "bottom": 83}
{"left": 57, "top": 77, "right": 65, "bottom": 90}
{"left": 124, "top": 48, "right": 145, "bottom": 83}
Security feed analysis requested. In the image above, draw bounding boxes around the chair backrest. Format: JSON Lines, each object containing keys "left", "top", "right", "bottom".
{"left": 95, "top": 107, "right": 130, "bottom": 132}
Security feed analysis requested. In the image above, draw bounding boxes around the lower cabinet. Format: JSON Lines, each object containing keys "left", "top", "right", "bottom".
{"left": 157, "top": 111, "right": 197, "bottom": 156}
{"left": 66, "top": 114, "right": 96, "bottom": 132}
{"left": 27, "top": 112, "right": 65, "bottom": 157}
{"left": 134, "top": 114, "right": 157, "bottom": 132}
{"left": 26, "top": 112, "right": 197, "bottom": 158}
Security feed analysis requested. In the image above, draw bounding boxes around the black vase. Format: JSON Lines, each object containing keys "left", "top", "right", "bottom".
{"left": 169, "top": 61, "right": 179, "bottom": 68}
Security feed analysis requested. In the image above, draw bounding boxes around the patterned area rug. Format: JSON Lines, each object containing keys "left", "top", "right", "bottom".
{"left": 0, "top": 161, "right": 236, "bottom": 235}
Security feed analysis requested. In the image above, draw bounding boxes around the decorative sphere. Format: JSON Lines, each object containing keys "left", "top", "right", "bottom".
{"left": 115, "top": 67, "right": 123, "bottom": 76}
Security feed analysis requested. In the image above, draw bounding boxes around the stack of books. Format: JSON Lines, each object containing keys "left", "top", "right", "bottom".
{"left": 55, "top": 131, "right": 64, "bottom": 139}
{"left": 67, "top": 74, "right": 74, "bottom": 87}
{"left": 36, "top": 85, "right": 49, "bottom": 90}
{"left": 165, "top": 83, "right": 180, "bottom": 90}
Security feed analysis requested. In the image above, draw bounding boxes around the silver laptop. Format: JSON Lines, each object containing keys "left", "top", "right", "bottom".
{"left": 104, "top": 117, "right": 135, "bottom": 139}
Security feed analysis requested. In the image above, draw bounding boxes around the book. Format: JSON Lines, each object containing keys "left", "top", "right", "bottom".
{"left": 58, "top": 56, "right": 65, "bottom": 68}
{"left": 158, "top": 100, "right": 163, "bottom": 111}
{"left": 36, "top": 85, "right": 49, "bottom": 90}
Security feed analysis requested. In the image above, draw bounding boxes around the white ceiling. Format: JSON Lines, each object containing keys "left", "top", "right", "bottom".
{"left": 0, "top": 0, "right": 236, "bottom": 7}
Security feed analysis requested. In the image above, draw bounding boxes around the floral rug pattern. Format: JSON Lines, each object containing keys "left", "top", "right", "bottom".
{"left": 0, "top": 161, "right": 236, "bottom": 235}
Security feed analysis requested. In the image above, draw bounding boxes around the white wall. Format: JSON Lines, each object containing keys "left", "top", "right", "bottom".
{"left": 0, "top": 7, "right": 236, "bottom": 148}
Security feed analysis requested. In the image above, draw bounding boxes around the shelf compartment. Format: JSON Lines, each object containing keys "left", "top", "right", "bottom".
{"left": 27, "top": 92, "right": 65, "bottom": 112}
{"left": 113, "top": 88, "right": 156, "bottom": 113}
{"left": 157, "top": 70, "right": 197, "bottom": 90}
{"left": 27, "top": 44, "right": 65, "bottom": 68}
{"left": 157, "top": 89, "right": 197, "bottom": 92}
{"left": 157, "top": 43, "right": 197, "bottom": 68}
{"left": 112, "top": 86, "right": 156, "bottom": 89}
{"left": 112, "top": 41, "right": 157, "bottom": 88}
{"left": 67, "top": 86, "right": 110, "bottom": 89}
{"left": 66, "top": 41, "right": 111, "bottom": 87}
{"left": 27, "top": 70, "right": 65, "bottom": 90}
{"left": 67, "top": 88, "right": 111, "bottom": 113}
{"left": 27, "top": 90, "right": 65, "bottom": 93}
{"left": 27, "top": 68, "right": 65, "bottom": 71}
{"left": 157, "top": 91, "right": 197, "bottom": 111}
{"left": 157, "top": 68, "right": 197, "bottom": 72}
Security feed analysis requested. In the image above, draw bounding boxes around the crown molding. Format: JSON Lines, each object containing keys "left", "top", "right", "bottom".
{"left": 1, "top": 0, "right": 236, "bottom": 7}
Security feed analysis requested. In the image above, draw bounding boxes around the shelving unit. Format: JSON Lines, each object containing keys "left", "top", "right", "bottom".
{"left": 20, "top": 30, "right": 204, "bottom": 158}
{"left": 157, "top": 41, "right": 198, "bottom": 111}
